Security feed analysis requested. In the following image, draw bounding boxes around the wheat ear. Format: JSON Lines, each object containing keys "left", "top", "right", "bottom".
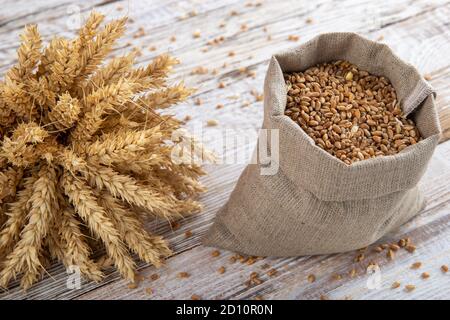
{"left": 59, "top": 207, "right": 103, "bottom": 282}
{"left": 48, "top": 93, "right": 81, "bottom": 130}
{"left": 0, "top": 175, "right": 37, "bottom": 259}
{"left": 62, "top": 172, "right": 135, "bottom": 282}
{"left": 2, "top": 24, "right": 41, "bottom": 120}
{"left": 83, "top": 53, "right": 135, "bottom": 95}
{"left": 0, "top": 167, "right": 23, "bottom": 201}
{"left": 127, "top": 54, "right": 179, "bottom": 92}
{"left": 76, "top": 126, "right": 162, "bottom": 165}
{"left": 100, "top": 193, "right": 171, "bottom": 266}
{"left": 76, "top": 11, "right": 105, "bottom": 45}
{"left": 70, "top": 80, "right": 133, "bottom": 141}
{"left": 72, "top": 17, "right": 127, "bottom": 89}
{"left": 1, "top": 78, "right": 35, "bottom": 121}
{"left": 85, "top": 163, "right": 178, "bottom": 220}
{"left": 0, "top": 83, "right": 16, "bottom": 126}
{"left": 137, "top": 82, "right": 193, "bottom": 110}
{"left": 0, "top": 165, "right": 58, "bottom": 290}
{"left": 1, "top": 123, "right": 49, "bottom": 167}
{"left": 7, "top": 25, "right": 42, "bottom": 82}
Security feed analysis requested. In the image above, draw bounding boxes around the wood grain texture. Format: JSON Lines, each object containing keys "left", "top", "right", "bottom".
{"left": 0, "top": 0, "right": 449, "bottom": 300}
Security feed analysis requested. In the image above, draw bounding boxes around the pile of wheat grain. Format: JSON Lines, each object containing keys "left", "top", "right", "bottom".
{"left": 284, "top": 60, "right": 421, "bottom": 165}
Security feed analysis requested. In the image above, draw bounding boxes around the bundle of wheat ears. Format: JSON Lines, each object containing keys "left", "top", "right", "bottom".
{"left": 0, "top": 12, "right": 210, "bottom": 289}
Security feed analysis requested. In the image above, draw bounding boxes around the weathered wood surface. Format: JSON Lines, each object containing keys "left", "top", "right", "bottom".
{"left": 0, "top": 0, "right": 449, "bottom": 300}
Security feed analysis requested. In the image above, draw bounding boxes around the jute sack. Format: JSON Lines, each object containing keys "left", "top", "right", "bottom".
{"left": 203, "top": 32, "right": 441, "bottom": 257}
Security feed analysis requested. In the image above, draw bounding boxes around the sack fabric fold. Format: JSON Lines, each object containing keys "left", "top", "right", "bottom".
{"left": 203, "top": 32, "right": 441, "bottom": 257}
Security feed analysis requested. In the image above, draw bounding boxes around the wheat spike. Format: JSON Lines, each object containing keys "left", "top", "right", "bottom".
{"left": 1, "top": 123, "right": 49, "bottom": 167}
{"left": 60, "top": 151, "right": 176, "bottom": 219}
{"left": 76, "top": 11, "right": 105, "bottom": 45}
{"left": 1, "top": 78, "right": 35, "bottom": 120}
{"left": 59, "top": 207, "right": 103, "bottom": 282}
{"left": 137, "top": 82, "right": 194, "bottom": 110}
{"left": 0, "top": 83, "right": 16, "bottom": 127}
{"left": 2, "top": 25, "right": 42, "bottom": 120}
{"left": 0, "top": 175, "right": 37, "bottom": 259}
{"left": 7, "top": 25, "right": 42, "bottom": 82}
{"left": 46, "top": 38, "right": 79, "bottom": 94}
{"left": 127, "top": 54, "right": 178, "bottom": 92}
{"left": 70, "top": 80, "right": 133, "bottom": 141}
{"left": 62, "top": 172, "right": 136, "bottom": 282}
{"left": 71, "top": 17, "right": 127, "bottom": 90}
{"left": 0, "top": 165, "right": 57, "bottom": 289}
{"left": 83, "top": 53, "right": 135, "bottom": 95}
{"left": 77, "top": 126, "right": 162, "bottom": 164}
{"left": 48, "top": 93, "right": 81, "bottom": 130}
{"left": 100, "top": 193, "right": 171, "bottom": 266}
{"left": 0, "top": 167, "right": 23, "bottom": 201}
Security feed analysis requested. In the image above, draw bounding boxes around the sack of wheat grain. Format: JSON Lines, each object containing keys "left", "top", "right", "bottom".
{"left": 203, "top": 32, "right": 441, "bottom": 257}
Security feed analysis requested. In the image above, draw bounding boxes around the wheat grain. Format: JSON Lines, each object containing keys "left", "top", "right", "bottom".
{"left": 178, "top": 272, "right": 190, "bottom": 278}
{"left": 211, "top": 250, "right": 220, "bottom": 257}
{"left": 405, "top": 284, "right": 416, "bottom": 292}
{"left": 206, "top": 119, "right": 219, "bottom": 127}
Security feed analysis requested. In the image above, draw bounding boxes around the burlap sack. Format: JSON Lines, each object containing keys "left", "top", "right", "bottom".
{"left": 203, "top": 32, "right": 441, "bottom": 257}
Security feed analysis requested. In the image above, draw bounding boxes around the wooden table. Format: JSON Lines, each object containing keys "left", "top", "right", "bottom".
{"left": 1, "top": 0, "right": 449, "bottom": 300}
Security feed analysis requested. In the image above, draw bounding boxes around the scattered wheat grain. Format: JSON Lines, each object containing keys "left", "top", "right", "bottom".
{"left": 178, "top": 272, "right": 190, "bottom": 279}
{"left": 405, "top": 284, "right": 416, "bottom": 292}
{"left": 267, "top": 268, "right": 277, "bottom": 277}
{"left": 307, "top": 274, "right": 316, "bottom": 283}
{"left": 206, "top": 119, "right": 219, "bottom": 127}
{"left": 211, "top": 250, "right": 221, "bottom": 257}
